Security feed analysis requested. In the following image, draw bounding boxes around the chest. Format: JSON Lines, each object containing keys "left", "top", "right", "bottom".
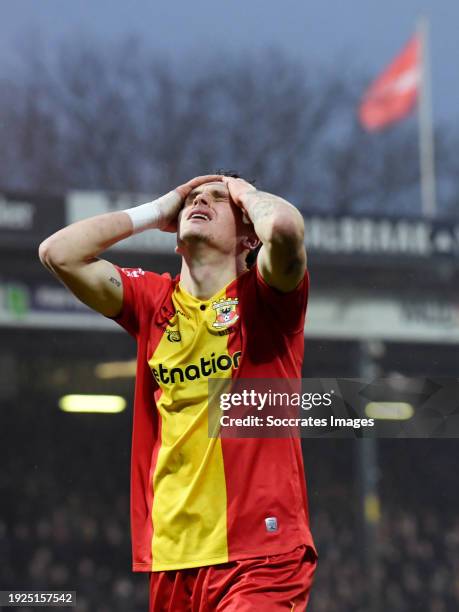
{"left": 147, "top": 293, "right": 242, "bottom": 390}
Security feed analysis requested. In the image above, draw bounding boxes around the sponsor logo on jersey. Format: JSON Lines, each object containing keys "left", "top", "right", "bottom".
{"left": 152, "top": 351, "right": 241, "bottom": 385}
{"left": 121, "top": 267, "right": 145, "bottom": 278}
{"left": 212, "top": 297, "right": 239, "bottom": 329}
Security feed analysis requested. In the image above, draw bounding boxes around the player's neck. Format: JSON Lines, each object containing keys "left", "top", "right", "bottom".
{"left": 179, "top": 252, "right": 247, "bottom": 300}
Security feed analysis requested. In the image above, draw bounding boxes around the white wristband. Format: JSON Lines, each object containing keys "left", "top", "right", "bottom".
{"left": 123, "top": 190, "right": 182, "bottom": 234}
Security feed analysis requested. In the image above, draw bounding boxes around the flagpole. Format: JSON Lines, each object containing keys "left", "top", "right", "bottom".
{"left": 417, "top": 16, "right": 437, "bottom": 218}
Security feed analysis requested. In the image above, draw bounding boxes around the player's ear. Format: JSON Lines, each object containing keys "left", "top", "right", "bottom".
{"left": 241, "top": 234, "right": 260, "bottom": 251}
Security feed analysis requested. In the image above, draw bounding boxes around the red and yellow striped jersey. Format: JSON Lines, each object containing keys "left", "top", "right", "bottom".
{"left": 108, "top": 264, "right": 316, "bottom": 571}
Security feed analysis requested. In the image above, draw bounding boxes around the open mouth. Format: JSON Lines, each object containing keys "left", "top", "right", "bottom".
{"left": 188, "top": 210, "right": 212, "bottom": 222}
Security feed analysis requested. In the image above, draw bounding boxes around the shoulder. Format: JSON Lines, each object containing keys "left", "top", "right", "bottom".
{"left": 237, "top": 265, "right": 309, "bottom": 335}
{"left": 238, "top": 264, "right": 309, "bottom": 298}
{"left": 117, "top": 266, "right": 173, "bottom": 287}
{"left": 116, "top": 265, "right": 176, "bottom": 306}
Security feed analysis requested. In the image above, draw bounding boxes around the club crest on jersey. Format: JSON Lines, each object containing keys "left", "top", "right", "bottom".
{"left": 212, "top": 297, "right": 239, "bottom": 329}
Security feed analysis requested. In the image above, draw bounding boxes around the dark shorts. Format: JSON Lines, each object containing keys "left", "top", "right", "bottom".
{"left": 149, "top": 544, "right": 317, "bottom": 611}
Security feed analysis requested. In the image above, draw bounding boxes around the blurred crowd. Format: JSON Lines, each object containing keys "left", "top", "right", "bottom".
{"left": 0, "top": 472, "right": 147, "bottom": 612}
{"left": 1, "top": 471, "right": 459, "bottom": 612}
{"left": 310, "top": 503, "right": 459, "bottom": 611}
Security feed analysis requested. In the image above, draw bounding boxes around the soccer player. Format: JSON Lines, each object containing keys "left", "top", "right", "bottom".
{"left": 38, "top": 172, "right": 318, "bottom": 611}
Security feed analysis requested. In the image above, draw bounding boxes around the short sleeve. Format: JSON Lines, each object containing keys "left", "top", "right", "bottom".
{"left": 254, "top": 264, "right": 309, "bottom": 335}
{"left": 106, "top": 265, "right": 169, "bottom": 338}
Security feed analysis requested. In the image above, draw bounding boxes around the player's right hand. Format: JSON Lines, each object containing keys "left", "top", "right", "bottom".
{"left": 175, "top": 175, "right": 224, "bottom": 201}
{"left": 161, "top": 175, "right": 224, "bottom": 233}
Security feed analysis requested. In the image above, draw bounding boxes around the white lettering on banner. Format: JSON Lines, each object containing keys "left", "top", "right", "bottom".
{"left": 433, "top": 231, "right": 454, "bottom": 253}
{"left": 0, "top": 197, "right": 35, "bottom": 230}
{"left": 306, "top": 217, "right": 431, "bottom": 257}
{"left": 401, "top": 302, "right": 459, "bottom": 327}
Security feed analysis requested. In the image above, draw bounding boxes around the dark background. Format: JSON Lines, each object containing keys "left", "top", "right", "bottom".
{"left": 2, "top": 2, "right": 459, "bottom": 608}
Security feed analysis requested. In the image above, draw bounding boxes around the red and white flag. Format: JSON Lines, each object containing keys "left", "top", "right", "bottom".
{"left": 359, "top": 35, "right": 421, "bottom": 131}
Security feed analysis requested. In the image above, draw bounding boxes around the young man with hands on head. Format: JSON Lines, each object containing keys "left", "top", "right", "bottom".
{"left": 39, "top": 172, "right": 317, "bottom": 611}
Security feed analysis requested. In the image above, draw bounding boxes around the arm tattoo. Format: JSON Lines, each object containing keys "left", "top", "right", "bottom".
{"left": 109, "top": 276, "right": 121, "bottom": 288}
{"left": 243, "top": 192, "right": 277, "bottom": 222}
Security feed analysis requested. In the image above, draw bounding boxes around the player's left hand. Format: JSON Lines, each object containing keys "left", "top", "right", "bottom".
{"left": 221, "top": 177, "right": 256, "bottom": 207}
{"left": 221, "top": 177, "right": 256, "bottom": 224}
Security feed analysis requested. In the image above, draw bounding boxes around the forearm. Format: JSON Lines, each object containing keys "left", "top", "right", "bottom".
{"left": 36, "top": 175, "right": 220, "bottom": 315}
{"left": 240, "top": 191, "right": 305, "bottom": 246}
{"left": 39, "top": 211, "right": 134, "bottom": 269}
{"left": 38, "top": 190, "right": 181, "bottom": 269}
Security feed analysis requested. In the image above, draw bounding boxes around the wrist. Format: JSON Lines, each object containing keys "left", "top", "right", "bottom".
{"left": 123, "top": 191, "right": 181, "bottom": 234}
{"left": 238, "top": 190, "right": 258, "bottom": 223}
{"left": 233, "top": 188, "right": 255, "bottom": 224}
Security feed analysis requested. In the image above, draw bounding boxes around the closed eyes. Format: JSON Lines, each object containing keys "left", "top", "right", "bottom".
{"left": 185, "top": 189, "right": 228, "bottom": 204}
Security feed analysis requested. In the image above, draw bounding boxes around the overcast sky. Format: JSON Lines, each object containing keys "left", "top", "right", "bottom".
{"left": 2, "top": 0, "right": 458, "bottom": 123}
